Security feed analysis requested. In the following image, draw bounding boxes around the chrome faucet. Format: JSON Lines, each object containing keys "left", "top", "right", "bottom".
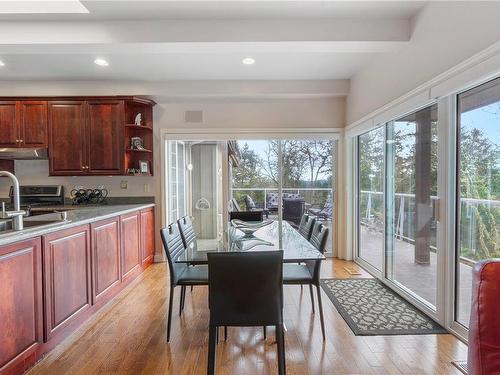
{"left": 0, "top": 171, "right": 25, "bottom": 230}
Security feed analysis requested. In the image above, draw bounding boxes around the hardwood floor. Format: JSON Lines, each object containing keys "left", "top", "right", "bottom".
{"left": 27, "top": 259, "right": 467, "bottom": 375}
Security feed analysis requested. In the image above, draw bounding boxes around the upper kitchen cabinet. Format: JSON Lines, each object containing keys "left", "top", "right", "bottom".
{"left": 47, "top": 97, "right": 155, "bottom": 176}
{"left": 48, "top": 101, "right": 87, "bottom": 176}
{"left": 0, "top": 100, "right": 48, "bottom": 148}
{"left": 19, "top": 101, "right": 48, "bottom": 148}
{"left": 0, "top": 101, "right": 18, "bottom": 147}
{"left": 87, "top": 100, "right": 124, "bottom": 175}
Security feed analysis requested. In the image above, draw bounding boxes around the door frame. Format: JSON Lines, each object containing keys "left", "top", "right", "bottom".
{"left": 160, "top": 127, "right": 342, "bottom": 257}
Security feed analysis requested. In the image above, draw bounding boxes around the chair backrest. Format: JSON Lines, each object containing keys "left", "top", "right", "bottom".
{"left": 229, "top": 210, "right": 263, "bottom": 222}
{"left": 208, "top": 251, "right": 283, "bottom": 327}
{"left": 231, "top": 197, "right": 241, "bottom": 212}
{"left": 298, "top": 214, "right": 316, "bottom": 240}
{"left": 283, "top": 198, "right": 305, "bottom": 226}
{"left": 160, "top": 224, "right": 188, "bottom": 286}
{"left": 244, "top": 194, "right": 256, "bottom": 210}
{"left": 178, "top": 216, "right": 197, "bottom": 247}
{"left": 309, "top": 221, "right": 329, "bottom": 253}
{"left": 283, "top": 192, "right": 302, "bottom": 199}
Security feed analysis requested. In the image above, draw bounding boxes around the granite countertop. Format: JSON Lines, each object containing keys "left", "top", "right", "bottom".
{"left": 0, "top": 203, "right": 155, "bottom": 247}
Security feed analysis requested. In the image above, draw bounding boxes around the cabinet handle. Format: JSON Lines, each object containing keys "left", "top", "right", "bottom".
{"left": 19, "top": 139, "right": 23, "bottom": 143}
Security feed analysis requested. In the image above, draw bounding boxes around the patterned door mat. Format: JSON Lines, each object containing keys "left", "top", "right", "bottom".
{"left": 320, "top": 278, "right": 448, "bottom": 336}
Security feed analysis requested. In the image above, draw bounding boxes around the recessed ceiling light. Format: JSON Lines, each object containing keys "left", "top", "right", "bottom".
{"left": 242, "top": 57, "right": 255, "bottom": 65}
{"left": 94, "top": 58, "right": 109, "bottom": 67}
{"left": 0, "top": 60, "right": 5, "bottom": 67}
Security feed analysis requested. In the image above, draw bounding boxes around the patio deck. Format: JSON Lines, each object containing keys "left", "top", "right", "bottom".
{"left": 359, "top": 226, "right": 472, "bottom": 326}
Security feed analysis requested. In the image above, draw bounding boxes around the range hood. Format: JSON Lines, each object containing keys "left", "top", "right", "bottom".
{"left": 0, "top": 148, "right": 48, "bottom": 160}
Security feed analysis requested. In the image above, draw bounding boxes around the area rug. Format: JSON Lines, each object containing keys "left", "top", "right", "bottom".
{"left": 320, "top": 278, "right": 447, "bottom": 336}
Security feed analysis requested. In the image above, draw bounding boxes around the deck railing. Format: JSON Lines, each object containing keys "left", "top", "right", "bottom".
{"left": 359, "top": 190, "right": 500, "bottom": 262}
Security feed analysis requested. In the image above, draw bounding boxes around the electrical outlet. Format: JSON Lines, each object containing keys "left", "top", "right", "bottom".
{"left": 144, "top": 183, "right": 150, "bottom": 193}
{"left": 120, "top": 180, "right": 128, "bottom": 189}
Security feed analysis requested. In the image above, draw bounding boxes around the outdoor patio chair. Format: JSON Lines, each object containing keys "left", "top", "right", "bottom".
{"left": 283, "top": 198, "right": 305, "bottom": 228}
{"left": 244, "top": 194, "right": 269, "bottom": 218}
{"left": 266, "top": 192, "right": 279, "bottom": 212}
{"left": 308, "top": 194, "right": 333, "bottom": 220}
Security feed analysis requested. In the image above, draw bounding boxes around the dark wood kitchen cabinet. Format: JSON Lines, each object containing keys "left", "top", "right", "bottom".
{"left": 48, "top": 101, "right": 87, "bottom": 176}
{"left": 140, "top": 207, "right": 155, "bottom": 266}
{"left": 91, "top": 217, "right": 121, "bottom": 305}
{"left": 0, "top": 100, "right": 48, "bottom": 148}
{"left": 0, "top": 238, "right": 43, "bottom": 375}
{"left": 120, "top": 211, "right": 142, "bottom": 283}
{"left": 42, "top": 225, "right": 92, "bottom": 341}
{"left": 0, "top": 101, "right": 18, "bottom": 147}
{"left": 86, "top": 100, "right": 124, "bottom": 175}
{"left": 19, "top": 101, "right": 48, "bottom": 148}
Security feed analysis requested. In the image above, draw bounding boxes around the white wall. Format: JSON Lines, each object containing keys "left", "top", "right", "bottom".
{"left": 0, "top": 96, "right": 344, "bottom": 199}
{"left": 346, "top": 1, "right": 500, "bottom": 124}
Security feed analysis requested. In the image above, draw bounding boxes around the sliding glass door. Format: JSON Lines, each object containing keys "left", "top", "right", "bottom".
{"left": 231, "top": 138, "right": 336, "bottom": 252}
{"left": 358, "top": 127, "right": 385, "bottom": 271}
{"left": 357, "top": 104, "right": 439, "bottom": 309}
{"left": 386, "top": 104, "right": 439, "bottom": 308}
{"left": 455, "top": 77, "right": 500, "bottom": 327}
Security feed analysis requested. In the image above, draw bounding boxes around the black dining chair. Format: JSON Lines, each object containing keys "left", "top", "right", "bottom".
{"left": 207, "top": 251, "right": 286, "bottom": 375}
{"left": 160, "top": 224, "right": 208, "bottom": 342}
{"left": 178, "top": 216, "right": 197, "bottom": 247}
{"left": 283, "top": 221, "right": 329, "bottom": 340}
{"left": 298, "top": 213, "right": 316, "bottom": 240}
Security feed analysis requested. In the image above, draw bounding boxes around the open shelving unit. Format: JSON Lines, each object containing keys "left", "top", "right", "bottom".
{"left": 124, "top": 99, "right": 155, "bottom": 176}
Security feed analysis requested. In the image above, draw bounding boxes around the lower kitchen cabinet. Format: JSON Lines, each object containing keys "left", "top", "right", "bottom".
{"left": 42, "top": 225, "right": 92, "bottom": 341}
{"left": 91, "top": 217, "right": 121, "bottom": 305}
{"left": 140, "top": 207, "right": 155, "bottom": 266}
{"left": 0, "top": 206, "right": 155, "bottom": 375}
{"left": 0, "top": 238, "right": 43, "bottom": 375}
{"left": 120, "top": 211, "right": 142, "bottom": 282}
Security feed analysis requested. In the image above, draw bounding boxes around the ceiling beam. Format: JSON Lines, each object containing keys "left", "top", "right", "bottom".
{"left": 0, "top": 18, "right": 410, "bottom": 45}
{"left": 0, "top": 80, "right": 350, "bottom": 100}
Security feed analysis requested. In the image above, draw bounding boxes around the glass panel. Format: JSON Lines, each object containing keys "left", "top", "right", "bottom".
{"left": 456, "top": 77, "right": 500, "bottom": 326}
{"left": 358, "top": 127, "right": 385, "bottom": 270}
{"left": 231, "top": 140, "right": 278, "bottom": 219}
{"left": 281, "top": 140, "right": 335, "bottom": 252}
{"left": 386, "top": 104, "right": 438, "bottom": 308}
{"left": 177, "top": 142, "right": 186, "bottom": 219}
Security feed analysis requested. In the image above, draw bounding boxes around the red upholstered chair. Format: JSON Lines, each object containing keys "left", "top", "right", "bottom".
{"left": 468, "top": 259, "right": 500, "bottom": 375}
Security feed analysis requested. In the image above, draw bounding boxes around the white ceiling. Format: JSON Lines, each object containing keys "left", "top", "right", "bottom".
{"left": 0, "top": 1, "right": 427, "bottom": 82}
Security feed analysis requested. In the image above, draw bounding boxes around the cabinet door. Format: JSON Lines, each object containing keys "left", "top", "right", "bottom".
{"left": 140, "top": 208, "right": 155, "bottom": 266}
{"left": 48, "top": 101, "right": 87, "bottom": 176}
{"left": 91, "top": 217, "right": 121, "bottom": 304}
{"left": 86, "top": 100, "right": 124, "bottom": 175}
{"left": 0, "top": 238, "right": 43, "bottom": 375}
{"left": 0, "top": 101, "right": 18, "bottom": 147}
{"left": 43, "top": 225, "right": 91, "bottom": 341}
{"left": 120, "top": 212, "right": 141, "bottom": 282}
{"left": 19, "top": 101, "right": 48, "bottom": 148}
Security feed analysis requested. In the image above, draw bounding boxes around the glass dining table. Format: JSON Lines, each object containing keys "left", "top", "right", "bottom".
{"left": 175, "top": 220, "right": 325, "bottom": 265}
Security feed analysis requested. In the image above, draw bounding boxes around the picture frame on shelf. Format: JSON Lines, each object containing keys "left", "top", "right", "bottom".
{"left": 139, "top": 160, "right": 149, "bottom": 174}
{"left": 130, "top": 136, "right": 145, "bottom": 150}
